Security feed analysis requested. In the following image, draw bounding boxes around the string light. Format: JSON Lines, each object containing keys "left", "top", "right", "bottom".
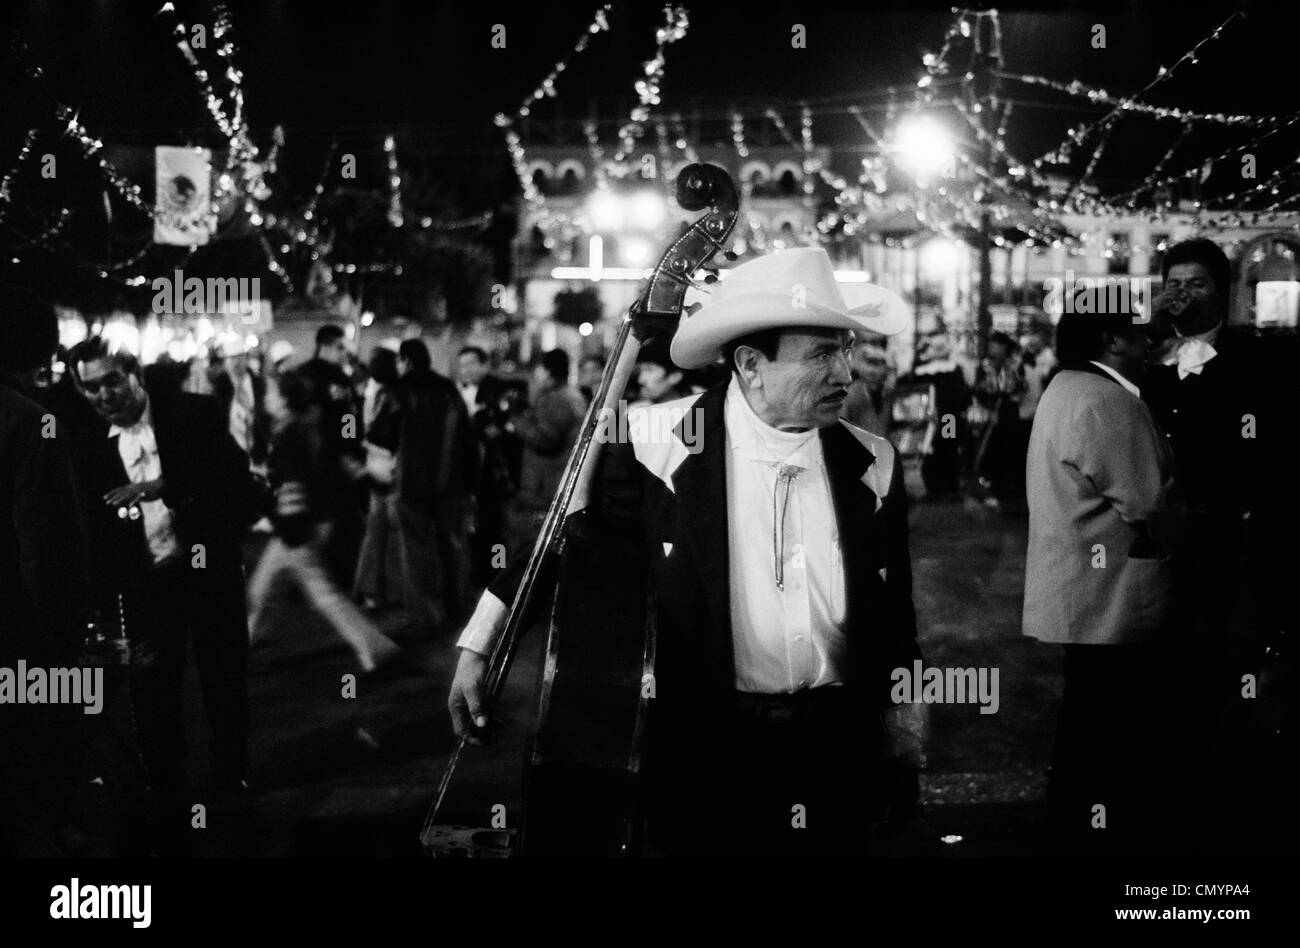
{"left": 1027, "top": 11, "right": 1244, "bottom": 173}
{"left": 730, "top": 109, "right": 750, "bottom": 159}
{"left": 0, "top": 130, "right": 39, "bottom": 219}
{"left": 384, "top": 134, "right": 404, "bottom": 228}
{"left": 497, "top": 4, "right": 613, "bottom": 234}
{"left": 999, "top": 72, "right": 1284, "bottom": 129}
{"left": 56, "top": 106, "right": 155, "bottom": 216}
{"left": 612, "top": 5, "right": 690, "bottom": 164}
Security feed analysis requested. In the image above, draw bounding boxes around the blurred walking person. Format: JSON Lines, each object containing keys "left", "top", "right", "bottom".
{"left": 248, "top": 368, "right": 401, "bottom": 672}
{"left": 352, "top": 344, "right": 401, "bottom": 611}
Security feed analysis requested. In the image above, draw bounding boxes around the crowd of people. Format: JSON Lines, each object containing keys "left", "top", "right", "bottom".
{"left": 1, "top": 236, "right": 1296, "bottom": 857}
{"left": 0, "top": 294, "right": 732, "bottom": 854}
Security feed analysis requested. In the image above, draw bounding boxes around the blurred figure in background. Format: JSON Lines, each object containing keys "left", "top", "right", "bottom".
{"left": 1019, "top": 326, "right": 1057, "bottom": 425}
{"left": 249, "top": 368, "right": 401, "bottom": 672}
{"left": 971, "top": 331, "right": 1027, "bottom": 508}
{"left": 505, "top": 349, "right": 586, "bottom": 554}
{"left": 578, "top": 353, "right": 605, "bottom": 405}
{"left": 630, "top": 336, "right": 688, "bottom": 408}
{"left": 267, "top": 340, "right": 297, "bottom": 377}
{"left": 456, "top": 346, "right": 512, "bottom": 588}
{"left": 299, "top": 324, "right": 366, "bottom": 583}
{"left": 210, "top": 335, "right": 268, "bottom": 467}
{"left": 842, "top": 333, "right": 895, "bottom": 438}
{"left": 0, "top": 292, "right": 92, "bottom": 855}
{"left": 352, "top": 343, "right": 401, "bottom": 612}
{"left": 897, "top": 332, "right": 968, "bottom": 499}
{"left": 370, "top": 339, "right": 477, "bottom": 636}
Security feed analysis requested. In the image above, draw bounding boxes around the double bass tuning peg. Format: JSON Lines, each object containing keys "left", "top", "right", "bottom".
{"left": 723, "top": 250, "right": 739, "bottom": 261}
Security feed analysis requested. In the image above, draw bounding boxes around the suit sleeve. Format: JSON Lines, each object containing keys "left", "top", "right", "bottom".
{"left": 1064, "top": 399, "right": 1173, "bottom": 526}
{"left": 162, "top": 396, "right": 255, "bottom": 544}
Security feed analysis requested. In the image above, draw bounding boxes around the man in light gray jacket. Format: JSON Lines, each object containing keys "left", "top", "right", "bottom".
{"left": 1024, "top": 308, "right": 1178, "bottom": 855}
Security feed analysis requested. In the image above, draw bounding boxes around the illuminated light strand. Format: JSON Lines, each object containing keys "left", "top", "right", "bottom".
{"left": 669, "top": 113, "right": 699, "bottom": 164}
{"left": 730, "top": 109, "right": 749, "bottom": 159}
{"left": 496, "top": 4, "right": 612, "bottom": 231}
{"left": 612, "top": 5, "right": 690, "bottom": 164}
{"left": 1100, "top": 112, "right": 1300, "bottom": 211}
{"left": 56, "top": 106, "right": 155, "bottom": 217}
{"left": 582, "top": 120, "right": 609, "bottom": 188}
{"left": 295, "top": 141, "right": 337, "bottom": 260}
{"left": 514, "top": 4, "right": 610, "bottom": 122}
{"left": 419, "top": 210, "right": 495, "bottom": 231}
{"left": 999, "top": 72, "right": 1284, "bottom": 129}
{"left": 654, "top": 118, "right": 673, "bottom": 182}
{"left": 0, "top": 130, "right": 39, "bottom": 216}
{"left": 384, "top": 134, "right": 403, "bottom": 228}
{"left": 257, "top": 231, "right": 292, "bottom": 292}
{"left": 3, "top": 207, "right": 72, "bottom": 253}
{"left": 1029, "top": 11, "right": 1243, "bottom": 171}
{"left": 1122, "top": 122, "right": 1196, "bottom": 210}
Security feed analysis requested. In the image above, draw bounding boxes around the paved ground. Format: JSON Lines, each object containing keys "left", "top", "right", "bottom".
{"left": 73, "top": 479, "right": 1065, "bottom": 857}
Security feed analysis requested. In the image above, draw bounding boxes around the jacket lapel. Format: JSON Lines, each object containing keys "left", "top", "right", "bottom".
{"left": 820, "top": 421, "right": 880, "bottom": 618}
{"left": 669, "top": 384, "right": 732, "bottom": 658}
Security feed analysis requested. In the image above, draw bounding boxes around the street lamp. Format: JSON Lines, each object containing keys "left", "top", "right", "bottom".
{"left": 892, "top": 114, "right": 956, "bottom": 183}
{"left": 889, "top": 113, "right": 956, "bottom": 365}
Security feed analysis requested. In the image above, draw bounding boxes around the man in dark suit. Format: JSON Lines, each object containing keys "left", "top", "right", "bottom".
{"left": 1142, "top": 236, "right": 1293, "bottom": 851}
{"left": 68, "top": 337, "right": 253, "bottom": 799}
{"left": 447, "top": 248, "right": 922, "bottom": 856}
{"left": 370, "top": 339, "right": 478, "bottom": 634}
{"left": 0, "top": 293, "right": 92, "bottom": 855}
{"left": 209, "top": 335, "right": 269, "bottom": 466}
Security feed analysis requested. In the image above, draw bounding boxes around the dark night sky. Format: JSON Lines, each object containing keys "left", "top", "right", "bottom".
{"left": 2, "top": 0, "right": 1298, "bottom": 300}
{"left": 5, "top": 1, "right": 1298, "bottom": 163}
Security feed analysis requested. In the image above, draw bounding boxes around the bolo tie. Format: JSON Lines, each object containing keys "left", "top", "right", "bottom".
{"left": 771, "top": 462, "right": 803, "bottom": 590}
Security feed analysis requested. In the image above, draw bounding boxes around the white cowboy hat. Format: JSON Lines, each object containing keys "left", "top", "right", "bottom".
{"left": 670, "top": 246, "right": 909, "bottom": 370}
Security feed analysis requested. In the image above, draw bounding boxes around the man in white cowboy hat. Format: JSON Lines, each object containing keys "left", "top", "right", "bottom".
{"left": 447, "top": 247, "right": 923, "bottom": 857}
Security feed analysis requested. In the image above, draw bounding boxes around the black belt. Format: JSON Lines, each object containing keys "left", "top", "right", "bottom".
{"left": 731, "top": 686, "right": 857, "bottom": 725}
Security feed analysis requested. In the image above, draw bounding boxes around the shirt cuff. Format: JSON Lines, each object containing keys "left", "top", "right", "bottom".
{"left": 456, "top": 591, "right": 508, "bottom": 656}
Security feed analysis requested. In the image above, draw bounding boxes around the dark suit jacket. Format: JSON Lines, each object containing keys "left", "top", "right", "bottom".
{"left": 0, "top": 381, "right": 91, "bottom": 661}
{"left": 485, "top": 382, "right": 921, "bottom": 764}
{"left": 373, "top": 369, "right": 478, "bottom": 509}
{"left": 72, "top": 387, "right": 254, "bottom": 609}
{"left": 210, "top": 368, "right": 269, "bottom": 464}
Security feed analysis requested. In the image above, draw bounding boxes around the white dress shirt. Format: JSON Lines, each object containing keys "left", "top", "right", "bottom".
{"left": 228, "top": 371, "right": 256, "bottom": 454}
{"left": 1087, "top": 360, "right": 1141, "bottom": 399}
{"left": 459, "top": 382, "right": 479, "bottom": 414}
{"left": 455, "top": 381, "right": 850, "bottom": 694}
{"left": 110, "top": 400, "right": 180, "bottom": 567}
{"left": 724, "top": 379, "right": 846, "bottom": 692}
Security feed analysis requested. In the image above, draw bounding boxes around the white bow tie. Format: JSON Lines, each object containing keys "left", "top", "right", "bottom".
{"left": 1162, "top": 337, "right": 1217, "bottom": 380}
{"left": 114, "top": 423, "right": 157, "bottom": 466}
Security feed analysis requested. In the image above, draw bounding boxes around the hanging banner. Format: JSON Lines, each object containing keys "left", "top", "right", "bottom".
{"left": 154, "top": 146, "right": 215, "bottom": 246}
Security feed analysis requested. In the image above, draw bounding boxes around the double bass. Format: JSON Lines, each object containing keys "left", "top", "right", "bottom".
{"left": 424, "top": 163, "right": 740, "bottom": 857}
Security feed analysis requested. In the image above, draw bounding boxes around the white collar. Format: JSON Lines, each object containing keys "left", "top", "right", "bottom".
{"left": 108, "top": 398, "right": 154, "bottom": 439}
{"left": 1087, "top": 361, "right": 1141, "bottom": 399}
{"left": 726, "top": 377, "right": 821, "bottom": 468}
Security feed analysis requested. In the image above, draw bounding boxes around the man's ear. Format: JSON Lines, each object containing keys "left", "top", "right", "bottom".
{"left": 734, "top": 346, "right": 762, "bottom": 386}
